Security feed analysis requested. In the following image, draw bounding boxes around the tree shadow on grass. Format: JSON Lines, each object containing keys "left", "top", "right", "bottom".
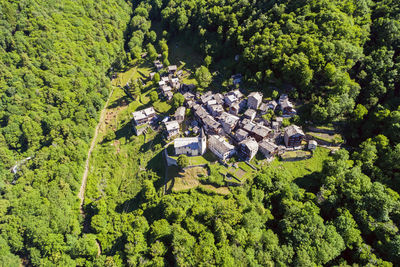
{"left": 147, "top": 150, "right": 164, "bottom": 177}
{"left": 115, "top": 122, "right": 134, "bottom": 141}
{"left": 116, "top": 193, "right": 142, "bottom": 214}
{"left": 82, "top": 202, "right": 100, "bottom": 234}
{"left": 107, "top": 95, "right": 132, "bottom": 109}
{"left": 293, "top": 171, "right": 323, "bottom": 194}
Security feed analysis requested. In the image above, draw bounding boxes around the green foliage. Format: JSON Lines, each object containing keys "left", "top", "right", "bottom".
{"left": 147, "top": 43, "right": 158, "bottom": 61}
{"left": 150, "top": 91, "right": 159, "bottom": 102}
{"left": 195, "top": 66, "right": 212, "bottom": 88}
{"left": 177, "top": 154, "right": 189, "bottom": 169}
{"left": 172, "top": 93, "right": 185, "bottom": 109}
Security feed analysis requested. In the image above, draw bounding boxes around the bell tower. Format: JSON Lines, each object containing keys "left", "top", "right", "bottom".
{"left": 199, "top": 128, "right": 207, "bottom": 155}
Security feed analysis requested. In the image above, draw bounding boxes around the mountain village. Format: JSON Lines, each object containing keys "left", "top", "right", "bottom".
{"left": 131, "top": 62, "right": 321, "bottom": 169}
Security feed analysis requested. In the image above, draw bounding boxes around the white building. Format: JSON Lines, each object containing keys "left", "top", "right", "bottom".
{"left": 308, "top": 140, "right": 318, "bottom": 151}
{"left": 174, "top": 128, "right": 206, "bottom": 156}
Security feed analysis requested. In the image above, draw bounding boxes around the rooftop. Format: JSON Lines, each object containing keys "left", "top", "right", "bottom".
{"left": 165, "top": 120, "right": 180, "bottom": 131}
{"left": 132, "top": 107, "right": 156, "bottom": 121}
{"left": 240, "top": 138, "right": 259, "bottom": 151}
{"left": 174, "top": 137, "right": 199, "bottom": 150}
{"left": 220, "top": 112, "right": 240, "bottom": 125}
{"left": 259, "top": 140, "right": 278, "bottom": 152}
{"left": 248, "top": 92, "right": 263, "bottom": 101}
{"left": 285, "top": 125, "right": 304, "bottom": 136}
{"left": 209, "top": 135, "right": 235, "bottom": 155}
{"left": 175, "top": 106, "right": 186, "bottom": 117}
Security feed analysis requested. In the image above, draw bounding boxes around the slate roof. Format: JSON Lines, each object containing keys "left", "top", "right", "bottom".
{"left": 209, "top": 135, "right": 235, "bottom": 155}
{"left": 132, "top": 107, "right": 156, "bottom": 122}
{"left": 165, "top": 120, "right": 180, "bottom": 132}
{"left": 251, "top": 124, "right": 271, "bottom": 138}
{"left": 259, "top": 140, "right": 278, "bottom": 153}
{"left": 285, "top": 125, "right": 304, "bottom": 137}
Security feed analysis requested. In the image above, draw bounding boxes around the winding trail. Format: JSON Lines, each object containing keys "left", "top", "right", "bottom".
{"left": 78, "top": 87, "right": 114, "bottom": 256}
{"left": 78, "top": 87, "right": 114, "bottom": 213}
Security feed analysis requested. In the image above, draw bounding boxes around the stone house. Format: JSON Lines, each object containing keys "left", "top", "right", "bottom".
{"left": 244, "top": 109, "right": 257, "bottom": 121}
{"left": 268, "top": 100, "right": 278, "bottom": 111}
{"left": 284, "top": 125, "right": 305, "bottom": 147}
{"left": 165, "top": 120, "right": 180, "bottom": 139}
{"left": 208, "top": 135, "right": 236, "bottom": 161}
{"left": 224, "top": 94, "right": 237, "bottom": 106}
{"left": 209, "top": 104, "right": 224, "bottom": 117}
{"left": 154, "top": 60, "right": 163, "bottom": 71}
{"left": 219, "top": 112, "right": 240, "bottom": 134}
{"left": 202, "top": 115, "right": 222, "bottom": 135}
{"left": 175, "top": 107, "right": 186, "bottom": 123}
{"left": 250, "top": 124, "right": 272, "bottom": 142}
{"left": 235, "top": 129, "right": 249, "bottom": 142}
{"left": 239, "top": 138, "right": 259, "bottom": 161}
{"left": 229, "top": 102, "right": 240, "bottom": 115}
{"left": 308, "top": 140, "right": 318, "bottom": 150}
{"left": 168, "top": 65, "right": 177, "bottom": 75}
{"left": 259, "top": 103, "right": 269, "bottom": 115}
{"left": 258, "top": 140, "right": 278, "bottom": 158}
{"left": 132, "top": 107, "right": 156, "bottom": 126}
{"left": 248, "top": 92, "right": 263, "bottom": 110}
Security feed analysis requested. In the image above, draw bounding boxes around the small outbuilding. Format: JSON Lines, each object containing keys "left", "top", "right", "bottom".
{"left": 308, "top": 140, "right": 318, "bottom": 151}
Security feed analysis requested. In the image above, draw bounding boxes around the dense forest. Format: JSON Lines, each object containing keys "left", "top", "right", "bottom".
{"left": 1, "top": 0, "right": 400, "bottom": 266}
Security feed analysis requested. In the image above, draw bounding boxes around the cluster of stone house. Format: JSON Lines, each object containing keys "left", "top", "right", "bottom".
{"left": 150, "top": 63, "right": 185, "bottom": 100}
{"left": 132, "top": 62, "right": 312, "bottom": 162}
{"left": 168, "top": 89, "right": 309, "bottom": 162}
{"left": 131, "top": 107, "right": 156, "bottom": 135}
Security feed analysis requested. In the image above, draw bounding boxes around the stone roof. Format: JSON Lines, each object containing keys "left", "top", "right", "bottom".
{"left": 168, "top": 65, "right": 177, "bottom": 71}
{"left": 209, "top": 135, "right": 235, "bottom": 155}
{"left": 175, "top": 107, "right": 186, "bottom": 117}
{"left": 174, "top": 137, "right": 199, "bottom": 150}
{"left": 259, "top": 103, "right": 269, "bottom": 112}
{"left": 183, "top": 92, "right": 195, "bottom": 100}
{"left": 242, "top": 120, "right": 256, "bottom": 132}
{"left": 235, "top": 129, "right": 249, "bottom": 141}
{"left": 244, "top": 108, "right": 257, "bottom": 118}
{"left": 251, "top": 124, "right": 271, "bottom": 138}
{"left": 209, "top": 104, "right": 224, "bottom": 114}
{"left": 259, "top": 140, "right": 278, "bottom": 153}
{"left": 220, "top": 112, "right": 240, "bottom": 126}
{"left": 248, "top": 92, "right": 263, "bottom": 102}
{"left": 132, "top": 107, "right": 156, "bottom": 122}
{"left": 285, "top": 125, "right": 304, "bottom": 137}
{"left": 224, "top": 94, "right": 237, "bottom": 104}
{"left": 240, "top": 138, "right": 259, "bottom": 152}
{"left": 281, "top": 98, "right": 293, "bottom": 109}
{"left": 194, "top": 105, "right": 209, "bottom": 119}
{"left": 165, "top": 120, "right": 179, "bottom": 132}
{"left": 203, "top": 115, "right": 221, "bottom": 130}
{"left": 214, "top": 93, "right": 224, "bottom": 104}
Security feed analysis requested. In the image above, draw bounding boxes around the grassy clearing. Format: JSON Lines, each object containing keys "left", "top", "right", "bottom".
{"left": 85, "top": 63, "right": 166, "bottom": 210}
{"left": 169, "top": 167, "right": 230, "bottom": 195}
{"left": 153, "top": 100, "right": 172, "bottom": 113}
{"left": 269, "top": 147, "right": 331, "bottom": 181}
{"left": 281, "top": 150, "right": 312, "bottom": 160}
{"left": 307, "top": 132, "right": 344, "bottom": 144}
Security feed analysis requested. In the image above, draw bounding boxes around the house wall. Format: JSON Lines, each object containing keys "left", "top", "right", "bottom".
{"left": 284, "top": 133, "right": 304, "bottom": 147}
{"left": 175, "top": 146, "right": 199, "bottom": 156}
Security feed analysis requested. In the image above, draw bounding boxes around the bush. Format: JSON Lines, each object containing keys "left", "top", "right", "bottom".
{"left": 177, "top": 154, "right": 189, "bottom": 169}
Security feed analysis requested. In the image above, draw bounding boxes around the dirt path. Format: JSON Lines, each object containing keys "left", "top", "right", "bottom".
{"left": 78, "top": 87, "right": 114, "bottom": 213}
{"left": 77, "top": 87, "right": 114, "bottom": 256}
